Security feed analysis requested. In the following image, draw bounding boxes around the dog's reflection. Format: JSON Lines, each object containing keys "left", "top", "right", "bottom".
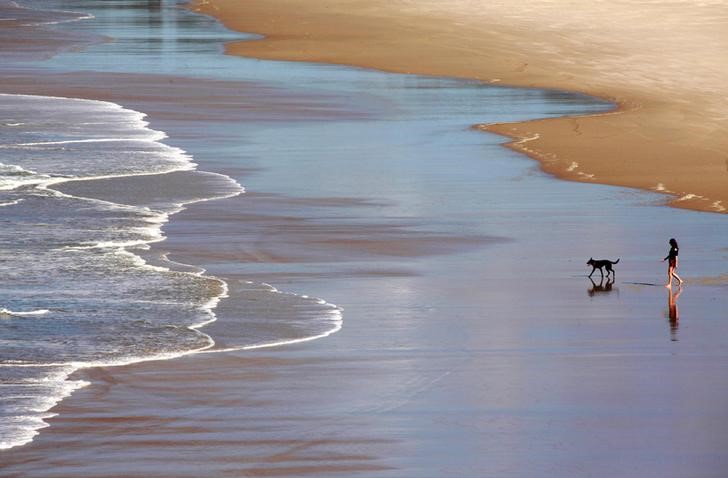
{"left": 667, "top": 285, "right": 683, "bottom": 341}
{"left": 587, "top": 276, "right": 617, "bottom": 297}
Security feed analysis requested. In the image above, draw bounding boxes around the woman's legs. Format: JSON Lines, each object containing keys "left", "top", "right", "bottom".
{"left": 666, "top": 265, "right": 684, "bottom": 286}
{"left": 672, "top": 269, "right": 683, "bottom": 285}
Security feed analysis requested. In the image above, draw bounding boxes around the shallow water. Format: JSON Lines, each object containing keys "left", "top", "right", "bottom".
{"left": 1, "top": 0, "right": 727, "bottom": 474}
{"left": 0, "top": 92, "right": 239, "bottom": 449}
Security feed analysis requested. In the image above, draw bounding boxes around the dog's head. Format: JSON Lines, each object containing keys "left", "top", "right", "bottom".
{"left": 587, "top": 258, "right": 595, "bottom": 266}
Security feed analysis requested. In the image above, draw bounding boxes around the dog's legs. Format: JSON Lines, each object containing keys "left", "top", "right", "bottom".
{"left": 589, "top": 268, "right": 595, "bottom": 278}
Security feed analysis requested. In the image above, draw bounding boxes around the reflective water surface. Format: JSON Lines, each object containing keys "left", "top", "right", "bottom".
{"left": 1, "top": 0, "right": 727, "bottom": 475}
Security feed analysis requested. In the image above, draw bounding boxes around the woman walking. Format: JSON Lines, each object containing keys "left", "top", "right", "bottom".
{"left": 663, "top": 238, "right": 684, "bottom": 287}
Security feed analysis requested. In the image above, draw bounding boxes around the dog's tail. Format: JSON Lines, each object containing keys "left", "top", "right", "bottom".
{"left": 612, "top": 258, "right": 620, "bottom": 264}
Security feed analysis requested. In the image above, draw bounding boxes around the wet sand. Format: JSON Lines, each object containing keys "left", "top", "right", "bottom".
{"left": 2, "top": 2, "right": 728, "bottom": 477}
{"left": 194, "top": 0, "right": 728, "bottom": 214}
{"left": 5, "top": 223, "right": 728, "bottom": 478}
{"left": 4, "top": 72, "right": 728, "bottom": 476}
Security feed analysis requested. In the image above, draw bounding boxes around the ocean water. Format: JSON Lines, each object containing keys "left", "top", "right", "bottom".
{"left": 2, "top": 0, "right": 727, "bottom": 462}
{"left": 0, "top": 2, "right": 346, "bottom": 449}
{"left": 0, "top": 91, "right": 242, "bottom": 448}
{"left": 0, "top": 93, "right": 348, "bottom": 447}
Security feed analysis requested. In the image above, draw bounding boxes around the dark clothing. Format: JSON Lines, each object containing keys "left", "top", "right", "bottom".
{"left": 665, "top": 246, "right": 679, "bottom": 266}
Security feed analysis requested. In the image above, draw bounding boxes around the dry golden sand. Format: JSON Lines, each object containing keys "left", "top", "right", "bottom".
{"left": 193, "top": 0, "right": 728, "bottom": 214}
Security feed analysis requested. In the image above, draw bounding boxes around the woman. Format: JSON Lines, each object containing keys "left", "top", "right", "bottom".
{"left": 663, "top": 238, "right": 684, "bottom": 287}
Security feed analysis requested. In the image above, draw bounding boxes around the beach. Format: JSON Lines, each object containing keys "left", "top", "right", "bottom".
{"left": 195, "top": 0, "right": 728, "bottom": 214}
{"left": 1, "top": 1, "right": 728, "bottom": 477}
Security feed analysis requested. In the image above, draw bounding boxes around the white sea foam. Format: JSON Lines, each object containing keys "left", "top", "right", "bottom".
{"left": 1, "top": 303, "right": 220, "bottom": 450}
{"left": 676, "top": 193, "right": 704, "bottom": 202}
{"left": 200, "top": 283, "right": 344, "bottom": 354}
{"left": 208, "top": 310, "right": 343, "bottom": 353}
{"left": 0, "top": 198, "right": 22, "bottom": 207}
{"left": 3, "top": 0, "right": 94, "bottom": 28}
{"left": 7, "top": 273, "right": 274, "bottom": 442}
{"left": 0, "top": 93, "right": 234, "bottom": 450}
{"left": 0, "top": 308, "right": 218, "bottom": 451}
{"left": 0, "top": 308, "right": 50, "bottom": 317}
{"left": 1, "top": 93, "right": 342, "bottom": 453}
{"left": 1, "top": 95, "right": 197, "bottom": 193}
{"left": 0, "top": 364, "right": 90, "bottom": 450}
{"left": 517, "top": 133, "right": 540, "bottom": 144}
{"left": 0, "top": 163, "right": 49, "bottom": 191}
{"left": 14, "top": 135, "right": 167, "bottom": 146}
{"left": 26, "top": 14, "right": 94, "bottom": 26}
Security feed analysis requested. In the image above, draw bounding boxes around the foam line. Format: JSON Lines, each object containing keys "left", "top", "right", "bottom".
{"left": 1, "top": 92, "right": 345, "bottom": 451}
{"left": 0, "top": 308, "right": 50, "bottom": 317}
{"left": 13, "top": 136, "right": 167, "bottom": 146}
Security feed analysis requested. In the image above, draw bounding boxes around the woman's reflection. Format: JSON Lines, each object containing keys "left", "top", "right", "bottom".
{"left": 667, "top": 285, "right": 683, "bottom": 341}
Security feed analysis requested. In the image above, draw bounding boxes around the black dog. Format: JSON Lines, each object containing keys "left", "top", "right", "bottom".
{"left": 587, "top": 258, "right": 619, "bottom": 279}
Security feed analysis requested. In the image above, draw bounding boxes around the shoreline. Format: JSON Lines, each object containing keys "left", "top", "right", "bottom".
{"left": 0, "top": 89, "right": 240, "bottom": 450}
{"left": 0, "top": 70, "right": 350, "bottom": 450}
{"left": 3, "top": 2, "right": 728, "bottom": 476}
{"left": 192, "top": 0, "right": 728, "bottom": 215}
